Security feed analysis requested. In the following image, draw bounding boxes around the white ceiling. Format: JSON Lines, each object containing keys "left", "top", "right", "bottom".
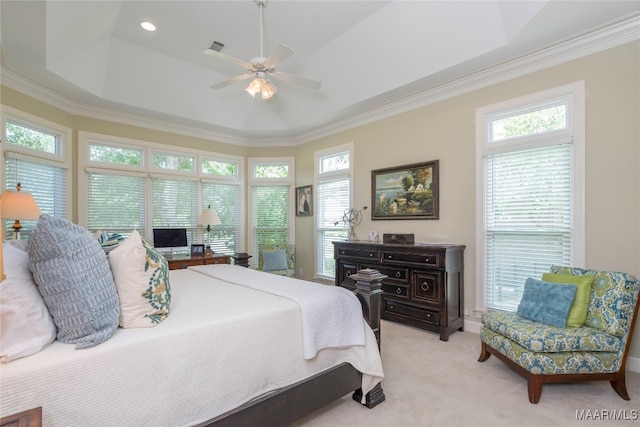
{"left": 1, "top": 1, "right": 639, "bottom": 145}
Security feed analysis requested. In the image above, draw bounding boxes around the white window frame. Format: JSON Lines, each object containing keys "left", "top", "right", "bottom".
{"left": 475, "top": 81, "right": 585, "bottom": 315}
{"left": 1, "top": 105, "right": 72, "bottom": 221}
{"left": 78, "top": 131, "right": 244, "bottom": 250}
{"left": 247, "top": 157, "right": 295, "bottom": 267}
{"left": 314, "top": 142, "right": 354, "bottom": 281}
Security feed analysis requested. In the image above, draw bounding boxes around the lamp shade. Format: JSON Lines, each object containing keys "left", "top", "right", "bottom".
{"left": 1, "top": 186, "right": 41, "bottom": 221}
{"left": 198, "top": 206, "right": 221, "bottom": 226}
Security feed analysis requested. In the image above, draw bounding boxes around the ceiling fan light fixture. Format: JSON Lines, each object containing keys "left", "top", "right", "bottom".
{"left": 260, "top": 80, "right": 277, "bottom": 99}
{"left": 245, "top": 77, "right": 265, "bottom": 98}
{"left": 245, "top": 77, "right": 277, "bottom": 100}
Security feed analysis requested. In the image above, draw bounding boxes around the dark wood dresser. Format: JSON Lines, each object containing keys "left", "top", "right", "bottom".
{"left": 333, "top": 241, "right": 465, "bottom": 341}
{"left": 166, "top": 254, "right": 230, "bottom": 270}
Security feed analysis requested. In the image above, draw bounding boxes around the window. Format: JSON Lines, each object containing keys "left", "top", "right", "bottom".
{"left": 1, "top": 107, "right": 71, "bottom": 240}
{"left": 315, "top": 143, "right": 353, "bottom": 280}
{"left": 248, "top": 158, "right": 294, "bottom": 267}
{"left": 79, "top": 132, "right": 243, "bottom": 254}
{"left": 476, "top": 82, "right": 585, "bottom": 313}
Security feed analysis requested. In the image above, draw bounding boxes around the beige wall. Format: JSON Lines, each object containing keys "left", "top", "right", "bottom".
{"left": 295, "top": 40, "right": 640, "bottom": 360}
{"left": 2, "top": 41, "right": 639, "bottom": 359}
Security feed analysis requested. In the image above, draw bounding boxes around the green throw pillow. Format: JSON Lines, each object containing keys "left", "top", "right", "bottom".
{"left": 541, "top": 273, "right": 594, "bottom": 328}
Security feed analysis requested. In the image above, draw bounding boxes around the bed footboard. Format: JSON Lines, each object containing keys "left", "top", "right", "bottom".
{"left": 208, "top": 268, "right": 386, "bottom": 426}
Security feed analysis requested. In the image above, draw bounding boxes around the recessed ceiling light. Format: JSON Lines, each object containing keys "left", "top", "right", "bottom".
{"left": 141, "top": 21, "right": 156, "bottom": 32}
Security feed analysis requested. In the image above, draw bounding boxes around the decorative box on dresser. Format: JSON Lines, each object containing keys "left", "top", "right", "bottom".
{"left": 333, "top": 241, "right": 465, "bottom": 341}
{"left": 166, "top": 254, "right": 230, "bottom": 270}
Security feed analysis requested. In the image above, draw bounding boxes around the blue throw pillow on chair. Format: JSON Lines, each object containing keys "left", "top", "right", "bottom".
{"left": 516, "top": 278, "right": 577, "bottom": 328}
{"left": 262, "top": 249, "right": 288, "bottom": 271}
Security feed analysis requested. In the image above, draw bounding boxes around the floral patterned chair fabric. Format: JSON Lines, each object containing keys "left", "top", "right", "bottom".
{"left": 257, "top": 244, "right": 296, "bottom": 277}
{"left": 479, "top": 266, "right": 640, "bottom": 404}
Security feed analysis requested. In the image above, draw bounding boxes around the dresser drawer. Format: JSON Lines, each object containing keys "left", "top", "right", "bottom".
{"left": 336, "top": 247, "right": 380, "bottom": 261}
{"left": 204, "top": 256, "right": 230, "bottom": 265}
{"left": 412, "top": 271, "right": 442, "bottom": 305}
{"left": 336, "top": 260, "right": 358, "bottom": 290}
{"left": 362, "top": 264, "right": 409, "bottom": 283}
{"left": 384, "top": 300, "right": 439, "bottom": 325}
{"left": 381, "top": 251, "right": 441, "bottom": 268}
{"left": 381, "top": 283, "right": 409, "bottom": 299}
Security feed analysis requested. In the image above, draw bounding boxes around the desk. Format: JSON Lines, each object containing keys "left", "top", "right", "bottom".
{"left": 165, "top": 254, "right": 230, "bottom": 270}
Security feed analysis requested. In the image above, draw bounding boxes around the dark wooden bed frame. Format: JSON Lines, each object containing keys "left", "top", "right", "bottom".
{"left": 0, "top": 270, "right": 386, "bottom": 427}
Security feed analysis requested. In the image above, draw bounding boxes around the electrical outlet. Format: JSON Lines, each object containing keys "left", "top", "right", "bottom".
{"left": 463, "top": 309, "right": 469, "bottom": 316}
{"left": 298, "top": 267, "right": 303, "bottom": 276}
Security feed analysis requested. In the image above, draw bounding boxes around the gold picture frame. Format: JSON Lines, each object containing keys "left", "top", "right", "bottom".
{"left": 371, "top": 160, "right": 439, "bottom": 220}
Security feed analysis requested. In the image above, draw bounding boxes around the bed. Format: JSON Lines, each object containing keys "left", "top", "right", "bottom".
{"left": 0, "top": 263, "right": 385, "bottom": 427}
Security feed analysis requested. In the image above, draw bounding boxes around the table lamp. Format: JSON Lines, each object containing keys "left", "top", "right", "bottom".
{"left": 1, "top": 183, "right": 41, "bottom": 240}
{"left": 198, "top": 204, "right": 221, "bottom": 256}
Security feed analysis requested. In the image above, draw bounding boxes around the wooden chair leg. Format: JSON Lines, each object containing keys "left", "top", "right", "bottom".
{"left": 478, "top": 342, "right": 492, "bottom": 362}
{"left": 610, "top": 374, "right": 630, "bottom": 400}
{"left": 527, "top": 376, "right": 542, "bottom": 404}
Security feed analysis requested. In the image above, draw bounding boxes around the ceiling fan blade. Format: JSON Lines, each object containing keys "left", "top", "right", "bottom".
{"left": 210, "top": 74, "right": 254, "bottom": 90}
{"left": 272, "top": 72, "right": 321, "bottom": 90}
{"left": 263, "top": 44, "right": 294, "bottom": 69}
{"left": 203, "top": 48, "right": 252, "bottom": 70}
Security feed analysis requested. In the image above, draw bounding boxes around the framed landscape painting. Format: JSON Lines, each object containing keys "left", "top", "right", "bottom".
{"left": 371, "top": 160, "right": 439, "bottom": 220}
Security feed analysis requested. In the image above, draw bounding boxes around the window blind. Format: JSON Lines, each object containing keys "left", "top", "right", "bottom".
{"left": 251, "top": 185, "right": 290, "bottom": 260}
{"left": 86, "top": 170, "right": 145, "bottom": 237}
{"left": 151, "top": 177, "right": 198, "bottom": 245}
{"left": 484, "top": 143, "right": 572, "bottom": 311}
{"left": 4, "top": 155, "right": 67, "bottom": 239}
{"left": 315, "top": 177, "right": 349, "bottom": 280}
{"left": 201, "top": 181, "right": 241, "bottom": 255}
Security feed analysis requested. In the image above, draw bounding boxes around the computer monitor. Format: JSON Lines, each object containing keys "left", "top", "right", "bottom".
{"left": 152, "top": 228, "right": 189, "bottom": 254}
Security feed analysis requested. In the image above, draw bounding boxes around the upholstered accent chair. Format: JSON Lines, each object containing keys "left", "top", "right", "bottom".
{"left": 257, "top": 244, "right": 296, "bottom": 277}
{"left": 478, "top": 266, "right": 640, "bottom": 404}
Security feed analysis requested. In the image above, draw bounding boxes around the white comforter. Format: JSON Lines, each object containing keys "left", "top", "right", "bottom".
{"left": 0, "top": 267, "right": 384, "bottom": 427}
{"left": 190, "top": 264, "right": 366, "bottom": 359}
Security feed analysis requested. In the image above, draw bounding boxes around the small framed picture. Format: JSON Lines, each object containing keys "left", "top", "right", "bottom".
{"left": 191, "top": 244, "right": 205, "bottom": 256}
{"left": 296, "top": 185, "right": 313, "bottom": 216}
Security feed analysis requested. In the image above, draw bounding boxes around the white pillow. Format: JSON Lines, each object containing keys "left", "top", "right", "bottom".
{"left": 1, "top": 242, "right": 56, "bottom": 362}
{"left": 108, "top": 230, "right": 171, "bottom": 328}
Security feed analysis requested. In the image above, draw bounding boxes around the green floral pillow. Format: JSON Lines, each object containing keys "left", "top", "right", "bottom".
{"left": 541, "top": 273, "right": 593, "bottom": 328}
{"left": 550, "top": 266, "right": 638, "bottom": 337}
{"left": 109, "top": 230, "right": 171, "bottom": 328}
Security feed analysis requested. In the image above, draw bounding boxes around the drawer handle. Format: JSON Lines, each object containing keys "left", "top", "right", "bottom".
{"left": 395, "top": 287, "right": 402, "bottom": 295}
{"left": 389, "top": 304, "right": 395, "bottom": 309}
{"left": 340, "top": 250, "right": 345, "bottom": 255}
{"left": 421, "top": 282, "right": 430, "bottom": 291}
{"left": 369, "top": 252, "right": 375, "bottom": 257}
{"left": 387, "top": 255, "right": 392, "bottom": 259}
{"left": 425, "top": 257, "right": 431, "bottom": 263}
{"left": 395, "top": 271, "right": 401, "bottom": 278}
{"left": 346, "top": 271, "right": 351, "bottom": 276}
{"left": 426, "top": 312, "right": 432, "bottom": 318}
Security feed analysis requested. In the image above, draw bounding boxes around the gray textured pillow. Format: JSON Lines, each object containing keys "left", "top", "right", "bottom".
{"left": 262, "top": 249, "right": 288, "bottom": 271}
{"left": 28, "top": 214, "right": 120, "bottom": 349}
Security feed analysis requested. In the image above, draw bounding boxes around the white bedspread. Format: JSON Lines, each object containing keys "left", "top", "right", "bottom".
{"left": 189, "top": 264, "right": 366, "bottom": 359}
{"left": 0, "top": 268, "right": 384, "bottom": 427}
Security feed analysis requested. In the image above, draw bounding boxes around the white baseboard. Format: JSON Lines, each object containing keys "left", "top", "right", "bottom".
{"left": 463, "top": 319, "right": 640, "bottom": 373}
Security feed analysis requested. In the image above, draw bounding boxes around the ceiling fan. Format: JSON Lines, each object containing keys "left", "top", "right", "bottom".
{"left": 203, "top": 0, "right": 321, "bottom": 99}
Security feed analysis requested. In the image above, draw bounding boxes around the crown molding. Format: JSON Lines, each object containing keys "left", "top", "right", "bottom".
{"left": 2, "top": 14, "right": 638, "bottom": 147}
{"left": 296, "top": 14, "right": 639, "bottom": 144}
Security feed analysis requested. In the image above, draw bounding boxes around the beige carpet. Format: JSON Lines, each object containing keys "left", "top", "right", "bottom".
{"left": 292, "top": 320, "right": 640, "bottom": 427}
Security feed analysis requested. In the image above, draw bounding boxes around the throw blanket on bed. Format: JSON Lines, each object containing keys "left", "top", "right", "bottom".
{"left": 189, "top": 264, "right": 366, "bottom": 359}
